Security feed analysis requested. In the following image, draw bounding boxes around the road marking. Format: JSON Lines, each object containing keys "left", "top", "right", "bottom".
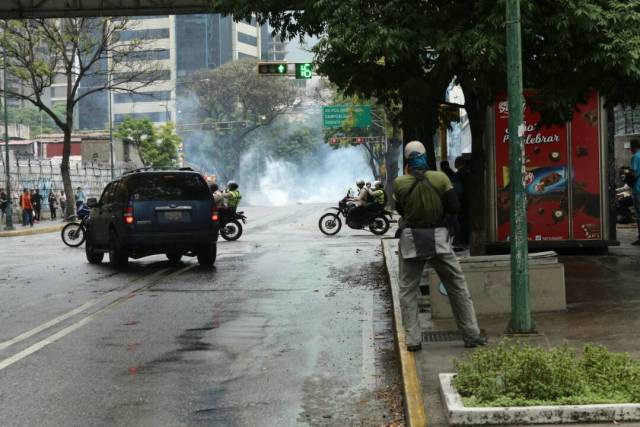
{"left": 0, "top": 264, "right": 193, "bottom": 370}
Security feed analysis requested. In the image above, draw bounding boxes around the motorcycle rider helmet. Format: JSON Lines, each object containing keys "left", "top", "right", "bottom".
{"left": 374, "top": 180, "right": 383, "bottom": 188}
{"left": 356, "top": 179, "right": 365, "bottom": 188}
{"left": 227, "top": 180, "right": 238, "bottom": 191}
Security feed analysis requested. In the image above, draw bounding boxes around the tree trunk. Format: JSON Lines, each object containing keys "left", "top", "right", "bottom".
{"left": 465, "top": 93, "right": 489, "bottom": 255}
{"left": 60, "top": 125, "right": 75, "bottom": 220}
{"left": 401, "top": 89, "right": 438, "bottom": 170}
{"left": 384, "top": 129, "right": 402, "bottom": 208}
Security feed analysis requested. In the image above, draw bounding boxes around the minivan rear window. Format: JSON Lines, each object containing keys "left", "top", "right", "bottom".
{"left": 127, "top": 174, "right": 210, "bottom": 201}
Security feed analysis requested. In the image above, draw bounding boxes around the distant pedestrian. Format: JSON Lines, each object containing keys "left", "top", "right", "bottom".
{"left": 75, "top": 186, "right": 86, "bottom": 210}
{"left": 0, "top": 188, "right": 7, "bottom": 225}
{"left": 19, "top": 188, "right": 33, "bottom": 227}
{"left": 394, "top": 141, "right": 486, "bottom": 351}
{"left": 48, "top": 191, "right": 58, "bottom": 220}
{"left": 629, "top": 139, "right": 640, "bottom": 245}
{"left": 453, "top": 156, "right": 471, "bottom": 245}
{"left": 60, "top": 191, "right": 67, "bottom": 218}
{"left": 32, "top": 189, "right": 42, "bottom": 221}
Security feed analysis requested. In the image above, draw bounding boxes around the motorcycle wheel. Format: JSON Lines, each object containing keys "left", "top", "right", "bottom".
{"left": 319, "top": 213, "right": 342, "bottom": 236}
{"left": 61, "top": 222, "right": 86, "bottom": 247}
{"left": 369, "top": 216, "right": 390, "bottom": 235}
{"left": 220, "top": 219, "right": 243, "bottom": 241}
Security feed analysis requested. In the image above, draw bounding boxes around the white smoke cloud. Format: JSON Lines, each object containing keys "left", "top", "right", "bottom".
{"left": 241, "top": 145, "right": 373, "bottom": 206}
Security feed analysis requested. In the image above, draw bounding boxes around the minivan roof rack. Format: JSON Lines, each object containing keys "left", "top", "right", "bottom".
{"left": 122, "top": 166, "right": 195, "bottom": 176}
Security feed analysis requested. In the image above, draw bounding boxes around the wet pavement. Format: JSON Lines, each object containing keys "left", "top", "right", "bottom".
{"left": 0, "top": 204, "right": 403, "bottom": 426}
{"left": 406, "top": 227, "right": 640, "bottom": 427}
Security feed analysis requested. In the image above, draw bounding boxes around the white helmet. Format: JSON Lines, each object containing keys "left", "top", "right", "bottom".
{"left": 404, "top": 140, "right": 426, "bottom": 158}
{"left": 374, "top": 180, "right": 383, "bottom": 188}
{"left": 356, "top": 179, "right": 365, "bottom": 186}
{"left": 227, "top": 180, "right": 237, "bottom": 187}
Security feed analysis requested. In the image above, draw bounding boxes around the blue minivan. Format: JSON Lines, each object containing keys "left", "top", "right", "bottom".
{"left": 85, "top": 169, "right": 220, "bottom": 268}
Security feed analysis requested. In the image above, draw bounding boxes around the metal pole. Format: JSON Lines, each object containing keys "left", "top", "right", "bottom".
{"left": 3, "top": 42, "right": 14, "bottom": 230}
{"left": 108, "top": 86, "right": 114, "bottom": 179}
{"left": 506, "top": 0, "right": 533, "bottom": 333}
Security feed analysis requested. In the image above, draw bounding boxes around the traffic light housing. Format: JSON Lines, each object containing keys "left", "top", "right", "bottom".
{"left": 258, "top": 62, "right": 288, "bottom": 75}
{"left": 295, "top": 63, "right": 313, "bottom": 79}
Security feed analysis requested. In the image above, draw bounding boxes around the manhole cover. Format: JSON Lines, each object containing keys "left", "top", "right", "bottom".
{"left": 422, "top": 330, "right": 461, "bottom": 342}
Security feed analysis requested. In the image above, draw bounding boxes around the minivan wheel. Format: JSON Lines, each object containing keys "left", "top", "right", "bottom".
{"left": 197, "top": 243, "right": 217, "bottom": 267}
{"left": 85, "top": 232, "right": 104, "bottom": 264}
{"left": 166, "top": 252, "right": 182, "bottom": 264}
{"left": 109, "top": 230, "right": 129, "bottom": 268}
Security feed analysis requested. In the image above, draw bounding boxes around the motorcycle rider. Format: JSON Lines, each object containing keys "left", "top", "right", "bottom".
{"left": 211, "top": 183, "right": 225, "bottom": 207}
{"left": 371, "top": 180, "right": 387, "bottom": 208}
{"left": 347, "top": 179, "right": 370, "bottom": 222}
{"left": 223, "top": 181, "right": 242, "bottom": 213}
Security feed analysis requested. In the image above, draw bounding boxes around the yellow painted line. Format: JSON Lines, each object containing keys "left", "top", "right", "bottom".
{"left": 0, "top": 224, "right": 64, "bottom": 238}
{"left": 382, "top": 239, "right": 427, "bottom": 427}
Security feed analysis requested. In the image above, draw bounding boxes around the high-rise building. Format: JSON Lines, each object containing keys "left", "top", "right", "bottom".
{"left": 260, "top": 25, "right": 287, "bottom": 61}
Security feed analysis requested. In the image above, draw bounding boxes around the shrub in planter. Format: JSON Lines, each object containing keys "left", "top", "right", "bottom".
{"left": 453, "top": 341, "right": 640, "bottom": 407}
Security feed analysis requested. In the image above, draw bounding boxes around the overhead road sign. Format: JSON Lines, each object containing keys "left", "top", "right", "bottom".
{"left": 323, "top": 105, "right": 372, "bottom": 129}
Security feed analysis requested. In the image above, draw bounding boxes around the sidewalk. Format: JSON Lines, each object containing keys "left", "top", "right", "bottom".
{"left": 383, "top": 228, "right": 640, "bottom": 427}
{"left": 0, "top": 218, "right": 65, "bottom": 238}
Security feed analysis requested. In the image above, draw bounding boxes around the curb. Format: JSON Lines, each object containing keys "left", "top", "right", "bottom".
{"left": 382, "top": 239, "right": 428, "bottom": 427}
{"left": 0, "top": 223, "right": 64, "bottom": 238}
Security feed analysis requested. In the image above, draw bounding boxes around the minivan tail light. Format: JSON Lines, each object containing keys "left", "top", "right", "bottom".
{"left": 211, "top": 206, "right": 219, "bottom": 222}
{"left": 124, "top": 206, "right": 135, "bottom": 224}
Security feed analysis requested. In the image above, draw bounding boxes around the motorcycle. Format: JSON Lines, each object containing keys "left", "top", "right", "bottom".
{"left": 616, "top": 185, "right": 636, "bottom": 224}
{"left": 61, "top": 202, "right": 92, "bottom": 247}
{"left": 318, "top": 190, "right": 392, "bottom": 236}
{"left": 219, "top": 209, "right": 247, "bottom": 241}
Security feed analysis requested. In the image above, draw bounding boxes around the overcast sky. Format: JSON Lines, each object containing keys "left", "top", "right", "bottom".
{"left": 286, "top": 36, "right": 318, "bottom": 62}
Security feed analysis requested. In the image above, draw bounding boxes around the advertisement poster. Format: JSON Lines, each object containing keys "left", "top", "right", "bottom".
{"left": 494, "top": 92, "right": 601, "bottom": 242}
{"left": 570, "top": 94, "right": 602, "bottom": 240}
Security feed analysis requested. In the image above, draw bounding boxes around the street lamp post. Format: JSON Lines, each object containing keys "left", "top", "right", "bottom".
{"left": 3, "top": 44, "right": 14, "bottom": 230}
{"left": 506, "top": 0, "right": 533, "bottom": 333}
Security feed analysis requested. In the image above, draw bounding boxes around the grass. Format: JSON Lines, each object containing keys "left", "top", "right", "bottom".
{"left": 452, "top": 341, "right": 640, "bottom": 407}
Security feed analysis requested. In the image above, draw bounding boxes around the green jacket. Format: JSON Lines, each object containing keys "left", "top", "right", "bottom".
{"left": 226, "top": 190, "right": 242, "bottom": 208}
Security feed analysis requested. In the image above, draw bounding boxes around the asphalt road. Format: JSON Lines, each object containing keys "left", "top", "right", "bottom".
{"left": 0, "top": 204, "right": 402, "bottom": 427}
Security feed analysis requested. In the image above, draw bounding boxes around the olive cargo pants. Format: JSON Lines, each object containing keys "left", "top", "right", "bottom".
{"left": 398, "top": 250, "right": 480, "bottom": 346}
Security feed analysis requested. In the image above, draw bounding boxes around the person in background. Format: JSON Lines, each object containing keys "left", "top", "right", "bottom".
{"left": 48, "top": 191, "right": 58, "bottom": 220}
{"left": 59, "top": 190, "right": 67, "bottom": 218}
{"left": 453, "top": 156, "right": 471, "bottom": 246}
{"left": 629, "top": 139, "right": 640, "bottom": 245}
{"left": 20, "top": 188, "right": 33, "bottom": 227}
{"left": 371, "top": 180, "right": 387, "bottom": 208}
{"left": 32, "top": 189, "right": 42, "bottom": 221}
{"left": 211, "top": 184, "right": 224, "bottom": 207}
{"left": 75, "top": 186, "right": 86, "bottom": 210}
{"left": 440, "top": 160, "right": 456, "bottom": 181}
{"left": 0, "top": 188, "right": 7, "bottom": 225}
{"left": 394, "top": 141, "right": 486, "bottom": 351}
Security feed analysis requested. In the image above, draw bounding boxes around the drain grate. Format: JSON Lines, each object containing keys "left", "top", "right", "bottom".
{"left": 423, "top": 330, "right": 462, "bottom": 342}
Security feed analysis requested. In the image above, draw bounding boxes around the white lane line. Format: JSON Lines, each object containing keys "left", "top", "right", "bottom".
{"left": 0, "top": 264, "right": 194, "bottom": 372}
{"left": 0, "top": 265, "right": 179, "bottom": 354}
{"left": 361, "top": 293, "right": 376, "bottom": 389}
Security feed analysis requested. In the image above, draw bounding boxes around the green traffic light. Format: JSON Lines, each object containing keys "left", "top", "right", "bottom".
{"left": 277, "top": 64, "right": 286, "bottom": 74}
{"left": 295, "top": 63, "right": 313, "bottom": 79}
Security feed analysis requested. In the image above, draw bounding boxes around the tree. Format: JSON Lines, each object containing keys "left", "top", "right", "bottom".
{"left": 212, "top": 0, "right": 640, "bottom": 251}
{"left": 0, "top": 104, "right": 65, "bottom": 136}
{"left": 115, "top": 117, "right": 156, "bottom": 166}
{"left": 186, "top": 59, "right": 298, "bottom": 182}
{"left": 0, "top": 18, "right": 162, "bottom": 218}
{"left": 115, "top": 118, "right": 181, "bottom": 168}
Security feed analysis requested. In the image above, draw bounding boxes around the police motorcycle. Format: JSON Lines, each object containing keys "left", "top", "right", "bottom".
{"left": 219, "top": 209, "right": 247, "bottom": 241}
{"left": 318, "top": 189, "right": 392, "bottom": 236}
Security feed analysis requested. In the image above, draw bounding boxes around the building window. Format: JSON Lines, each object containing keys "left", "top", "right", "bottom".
{"left": 238, "top": 33, "right": 258, "bottom": 46}
{"left": 118, "top": 28, "right": 170, "bottom": 42}
{"left": 114, "top": 91, "right": 171, "bottom": 104}
{"left": 51, "top": 86, "right": 67, "bottom": 98}
{"left": 115, "top": 111, "right": 171, "bottom": 123}
{"left": 113, "top": 69, "right": 171, "bottom": 83}
{"left": 238, "top": 52, "right": 257, "bottom": 59}
{"left": 128, "top": 49, "right": 171, "bottom": 61}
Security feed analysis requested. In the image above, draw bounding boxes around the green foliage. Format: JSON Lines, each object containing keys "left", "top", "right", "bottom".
{"left": 0, "top": 104, "right": 65, "bottom": 135}
{"left": 453, "top": 341, "right": 640, "bottom": 407}
{"left": 115, "top": 118, "right": 180, "bottom": 168}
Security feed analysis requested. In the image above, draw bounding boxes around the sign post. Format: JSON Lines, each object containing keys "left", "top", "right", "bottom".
{"left": 506, "top": 0, "right": 533, "bottom": 333}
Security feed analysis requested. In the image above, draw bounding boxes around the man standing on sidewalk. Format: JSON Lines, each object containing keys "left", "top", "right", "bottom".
{"left": 630, "top": 139, "right": 640, "bottom": 245}
{"left": 32, "top": 189, "right": 42, "bottom": 221}
{"left": 19, "top": 188, "right": 33, "bottom": 227}
{"left": 394, "top": 141, "right": 486, "bottom": 351}
{"left": 0, "top": 189, "right": 7, "bottom": 225}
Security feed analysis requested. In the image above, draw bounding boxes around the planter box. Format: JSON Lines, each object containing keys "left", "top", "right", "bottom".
{"left": 427, "top": 251, "right": 566, "bottom": 318}
{"left": 440, "top": 373, "right": 640, "bottom": 425}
